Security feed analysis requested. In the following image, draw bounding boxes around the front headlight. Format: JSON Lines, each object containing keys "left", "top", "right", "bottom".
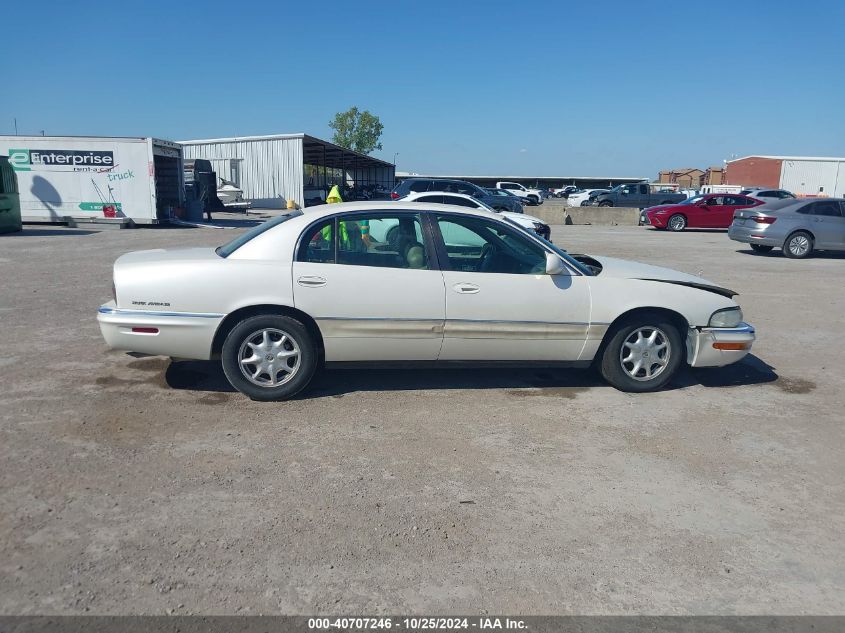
{"left": 709, "top": 307, "right": 743, "bottom": 328}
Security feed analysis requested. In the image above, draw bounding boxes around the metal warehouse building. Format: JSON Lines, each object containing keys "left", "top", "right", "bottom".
{"left": 726, "top": 155, "right": 845, "bottom": 197}
{"left": 179, "top": 133, "right": 395, "bottom": 208}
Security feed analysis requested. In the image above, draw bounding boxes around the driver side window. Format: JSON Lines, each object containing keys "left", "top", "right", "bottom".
{"left": 436, "top": 216, "right": 546, "bottom": 275}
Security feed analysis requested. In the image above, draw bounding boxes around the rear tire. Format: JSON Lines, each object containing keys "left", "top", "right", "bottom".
{"left": 221, "top": 314, "right": 318, "bottom": 401}
{"left": 599, "top": 314, "right": 684, "bottom": 393}
{"left": 667, "top": 214, "right": 687, "bottom": 231}
{"left": 750, "top": 244, "right": 774, "bottom": 254}
{"left": 783, "top": 231, "right": 813, "bottom": 259}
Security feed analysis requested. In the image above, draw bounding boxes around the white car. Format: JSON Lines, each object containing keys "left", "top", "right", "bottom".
{"left": 97, "top": 201, "right": 755, "bottom": 400}
{"left": 496, "top": 181, "right": 544, "bottom": 205}
{"left": 399, "top": 191, "right": 551, "bottom": 241}
{"left": 566, "top": 189, "right": 609, "bottom": 207}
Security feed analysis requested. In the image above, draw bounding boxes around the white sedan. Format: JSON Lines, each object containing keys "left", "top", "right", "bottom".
{"left": 398, "top": 191, "right": 551, "bottom": 240}
{"left": 97, "top": 202, "right": 755, "bottom": 400}
{"left": 566, "top": 189, "right": 609, "bottom": 207}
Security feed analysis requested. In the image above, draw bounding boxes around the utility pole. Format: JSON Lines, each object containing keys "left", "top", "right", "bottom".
{"left": 14, "top": 118, "right": 18, "bottom": 135}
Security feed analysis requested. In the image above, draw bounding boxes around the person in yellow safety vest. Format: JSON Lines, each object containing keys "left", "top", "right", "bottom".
{"left": 322, "top": 184, "right": 370, "bottom": 250}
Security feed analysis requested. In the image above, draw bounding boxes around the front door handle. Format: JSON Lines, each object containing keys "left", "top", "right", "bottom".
{"left": 297, "top": 276, "right": 327, "bottom": 288}
{"left": 453, "top": 282, "right": 480, "bottom": 294}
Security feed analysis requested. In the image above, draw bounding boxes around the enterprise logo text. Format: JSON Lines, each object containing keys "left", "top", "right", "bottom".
{"left": 9, "top": 148, "right": 114, "bottom": 171}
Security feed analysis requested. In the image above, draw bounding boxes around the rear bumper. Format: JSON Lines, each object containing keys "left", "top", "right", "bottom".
{"left": 687, "top": 322, "right": 755, "bottom": 368}
{"left": 97, "top": 302, "right": 223, "bottom": 360}
{"left": 728, "top": 224, "right": 780, "bottom": 246}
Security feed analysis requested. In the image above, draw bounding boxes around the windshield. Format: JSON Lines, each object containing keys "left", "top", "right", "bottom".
{"left": 681, "top": 195, "right": 706, "bottom": 205}
{"left": 501, "top": 217, "right": 594, "bottom": 276}
{"left": 215, "top": 211, "right": 302, "bottom": 258}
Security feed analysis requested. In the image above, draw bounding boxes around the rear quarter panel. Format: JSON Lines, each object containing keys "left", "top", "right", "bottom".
{"left": 116, "top": 258, "right": 295, "bottom": 316}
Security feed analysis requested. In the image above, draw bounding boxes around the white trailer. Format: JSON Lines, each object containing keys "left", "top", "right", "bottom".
{"left": 0, "top": 135, "right": 184, "bottom": 225}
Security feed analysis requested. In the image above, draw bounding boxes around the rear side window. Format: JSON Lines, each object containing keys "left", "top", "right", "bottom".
{"left": 298, "top": 214, "right": 429, "bottom": 270}
{"left": 408, "top": 180, "right": 431, "bottom": 193}
{"left": 416, "top": 195, "right": 444, "bottom": 204}
{"left": 807, "top": 201, "right": 842, "bottom": 217}
{"left": 455, "top": 182, "right": 480, "bottom": 196}
{"left": 442, "top": 196, "right": 479, "bottom": 208}
{"left": 216, "top": 211, "right": 302, "bottom": 258}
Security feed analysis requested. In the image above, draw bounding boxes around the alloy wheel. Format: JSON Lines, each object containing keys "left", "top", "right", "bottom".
{"left": 788, "top": 234, "right": 811, "bottom": 257}
{"left": 619, "top": 327, "right": 671, "bottom": 381}
{"left": 238, "top": 328, "right": 301, "bottom": 387}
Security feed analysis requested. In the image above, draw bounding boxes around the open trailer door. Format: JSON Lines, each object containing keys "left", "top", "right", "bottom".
{"left": 0, "top": 156, "right": 22, "bottom": 233}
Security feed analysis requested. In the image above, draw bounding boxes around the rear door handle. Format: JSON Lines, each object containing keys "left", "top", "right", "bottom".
{"left": 297, "top": 276, "right": 327, "bottom": 288}
{"left": 453, "top": 282, "right": 480, "bottom": 294}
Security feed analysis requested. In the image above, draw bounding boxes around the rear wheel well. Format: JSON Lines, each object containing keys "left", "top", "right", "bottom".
{"left": 786, "top": 228, "right": 815, "bottom": 242}
{"left": 211, "top": 304, "right": 324, "bottom": 361}
{"left": 595, "top": 307, "right": 689, "bottom": 364}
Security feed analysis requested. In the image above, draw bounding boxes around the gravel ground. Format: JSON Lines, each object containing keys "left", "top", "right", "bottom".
{"left": 1, "top": 216, "right": 843, "bottom": 615}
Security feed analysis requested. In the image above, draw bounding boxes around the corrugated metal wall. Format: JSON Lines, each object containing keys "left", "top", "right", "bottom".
{"left": 780, "top": 160, "right": 844, "bottom": 197}
{"left": 182, "top": 138, "right": 304, "bottom": 208}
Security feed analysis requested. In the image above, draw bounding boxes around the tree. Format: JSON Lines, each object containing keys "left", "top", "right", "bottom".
{"left": 329, "top": 107, "right": 384, "bottom": 154}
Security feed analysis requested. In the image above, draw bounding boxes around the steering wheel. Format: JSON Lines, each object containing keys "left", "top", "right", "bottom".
{"left": 479, "top": 243, "right": 496, "bottom": 272}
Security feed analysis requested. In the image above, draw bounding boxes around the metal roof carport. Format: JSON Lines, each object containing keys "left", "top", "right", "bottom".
{"left": 180, "top": 133, "right": 395, "bottom": 209}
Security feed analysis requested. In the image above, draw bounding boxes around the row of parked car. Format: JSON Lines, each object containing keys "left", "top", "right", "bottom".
{"left": 390, "top": 177, "right": 552, "bottom": 240}
{"left": 639, "top": 189, "right": 845, "bottom": 259}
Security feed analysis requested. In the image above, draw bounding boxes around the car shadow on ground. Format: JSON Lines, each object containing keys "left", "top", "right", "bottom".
{"left": 5, "top": 229, "right": 100, "bottom": 237}
{"left": 163, "top": 354, "right": 778, "bottom": 398}
{"left": 645, "top": 227, "right": 728, "bottom": 234}
{"left": 736, "top": 248, "right": 845, "bottom": 259}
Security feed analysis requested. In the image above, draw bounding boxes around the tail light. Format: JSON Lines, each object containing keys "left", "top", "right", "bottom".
{"left": 751, "top": 215, "right": 776, "bottom": 224}
{"left": 390, "top": 192, "right": 400, "bottom": 200}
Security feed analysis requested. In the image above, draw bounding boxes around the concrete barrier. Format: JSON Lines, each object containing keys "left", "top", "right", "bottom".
{"left": 529, "top": 201, "right": 641, "bottom": 226}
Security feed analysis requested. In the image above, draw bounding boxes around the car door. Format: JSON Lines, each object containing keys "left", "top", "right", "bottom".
{"left": 710, "top": 195, "right": 740, "bottom": 229}
{"left": 432, "top": 213, "right": 592, "bottom": 361}
{"left": 806, "top": 200, "right": 845, "bottom": 248}
{"left": 292, "top": 211, "right": 446, "bottom": 361}
{"left": 637, "top": 184, "right": 650, "bottom": 208}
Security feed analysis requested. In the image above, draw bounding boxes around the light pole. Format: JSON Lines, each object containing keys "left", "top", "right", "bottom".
{"left": 393, "top": 152, "right": 399, "bottom": 166}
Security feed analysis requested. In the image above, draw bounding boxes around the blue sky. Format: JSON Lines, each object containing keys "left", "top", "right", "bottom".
{"left": 4, "top": 0, "right": 843, "bottom": 178}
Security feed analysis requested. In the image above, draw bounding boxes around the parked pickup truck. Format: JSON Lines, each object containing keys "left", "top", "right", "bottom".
{"left": 496, "top": 181, "right": 545, "bottom": 205}
{"left": 592, "top": 183, "right": 686, "bottom": 209}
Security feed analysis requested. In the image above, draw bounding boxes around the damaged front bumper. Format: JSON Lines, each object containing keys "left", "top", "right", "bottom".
{"left": 687, "top": 322, "right": 755, "bottom": 368}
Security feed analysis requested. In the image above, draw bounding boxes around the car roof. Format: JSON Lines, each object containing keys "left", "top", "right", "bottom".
{"left": 300, "top": 200, "right": 501, "bottom": 221}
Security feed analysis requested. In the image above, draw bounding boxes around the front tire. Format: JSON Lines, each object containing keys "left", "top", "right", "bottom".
{"left": 783, "top": 231, "right": 813, "bottom": 259}
{"left": 599, "top": 201, "right": 613, "bottom": 207}
{"left": 599, "top": 315, "right": 684, "bottom": 393}
{"left": 750, "top": 244, "right": 774, "bottom": 254}
{"left": 667, "top": 214, "right": 687, "bottom": 231}
{"left": 221, "top": 314, "right": 318, "bottom": 401}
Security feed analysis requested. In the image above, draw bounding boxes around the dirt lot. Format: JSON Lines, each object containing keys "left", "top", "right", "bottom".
{"left": 1, "top": 217, "right": 843, "bottom": 615}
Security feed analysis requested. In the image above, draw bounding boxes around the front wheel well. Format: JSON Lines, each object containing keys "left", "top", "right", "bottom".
{"left": 595, "top": 307, "right": 690, "bottom": 364}
{"left": 210, "top": 304, "right": 324, "bottom": 360}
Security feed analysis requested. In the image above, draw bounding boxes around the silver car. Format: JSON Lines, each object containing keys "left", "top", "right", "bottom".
{"left": 728, "top": 198, "right": 845, "bottom": 258}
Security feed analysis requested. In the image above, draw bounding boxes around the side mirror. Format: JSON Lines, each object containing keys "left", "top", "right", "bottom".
{"left": 545, "top": 252, "right": 566, "bottom": 275}
{"left": 620, "top": 189, "right": 628, "bottom": 195}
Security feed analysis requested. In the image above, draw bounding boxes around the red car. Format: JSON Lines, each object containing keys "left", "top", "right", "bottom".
{"left": 643, "top": 194, "right": 764, "bottom": 231}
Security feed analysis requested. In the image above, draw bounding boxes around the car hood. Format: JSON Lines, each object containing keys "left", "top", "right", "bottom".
{"left": 583, "top": 255, "right": 737, "bottom": 297}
